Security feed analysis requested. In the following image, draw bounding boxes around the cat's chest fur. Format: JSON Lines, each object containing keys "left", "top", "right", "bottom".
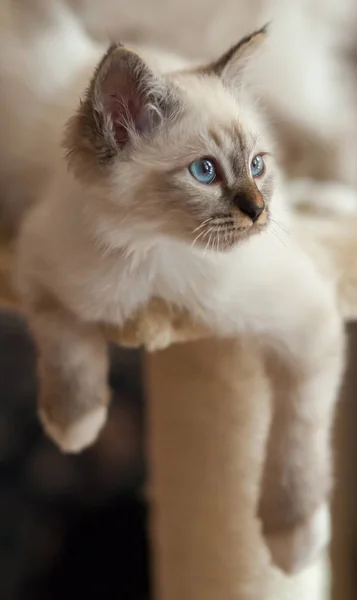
{"left": 24, "top": 187, "right": 244, "bottom": 326}
{"left": 87, "top": 239, "right": 234, "bottom": 325}
{"left": 27, "top": 188, "right": 276, "bottom": 332}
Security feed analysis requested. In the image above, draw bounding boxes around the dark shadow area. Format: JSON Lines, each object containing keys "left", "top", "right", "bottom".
{"left": 0, "top": 310, "right": 150, "bottom": 600}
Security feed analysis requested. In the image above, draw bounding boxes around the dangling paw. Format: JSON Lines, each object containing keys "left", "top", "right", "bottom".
{"left": 264, "top": 503, "right": 331, "bottom": 574}
{"left": 39, "top": 404, "right": 108, "bottom": 453}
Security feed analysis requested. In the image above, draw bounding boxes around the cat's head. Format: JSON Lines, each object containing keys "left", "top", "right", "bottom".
{"left": 65, "top": 27, "right": 276, "bottom": 252}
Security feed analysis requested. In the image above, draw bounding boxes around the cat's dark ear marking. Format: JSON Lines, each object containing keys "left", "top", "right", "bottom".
{"left": 212, "top": 25, "right": 268, "bottom": 75}
{"left": 64, "top": 44, "right": 179, "bottom": 177}
{"left": 203, "top": 24, "right": 268, "bottom": 85}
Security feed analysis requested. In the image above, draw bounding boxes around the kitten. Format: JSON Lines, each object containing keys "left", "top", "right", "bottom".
{"left": 16, "top": 29, "right": 345, "bottom": 573}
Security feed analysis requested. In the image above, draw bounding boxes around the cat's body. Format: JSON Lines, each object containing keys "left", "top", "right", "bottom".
{"left": 13, "top": 26, "right": 345, "bottom": 575}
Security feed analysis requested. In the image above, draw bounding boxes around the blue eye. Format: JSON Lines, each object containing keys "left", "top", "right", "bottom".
{"left": 189, "top": 158, "right": 217, "bottom": 184}
{"left": 250, "top": 154, "right": 265, "bottom": 178}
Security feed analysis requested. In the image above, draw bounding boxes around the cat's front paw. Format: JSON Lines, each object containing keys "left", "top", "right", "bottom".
{"left": 39, "top": 404, "right": 108, "bottom": 453}
{"left": 264, "top": 503, "right": 331, "bottom": 574}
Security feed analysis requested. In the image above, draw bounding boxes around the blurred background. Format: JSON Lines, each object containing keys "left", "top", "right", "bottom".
{"left": 0, "top": 1, "right": 357, "bottom": 598}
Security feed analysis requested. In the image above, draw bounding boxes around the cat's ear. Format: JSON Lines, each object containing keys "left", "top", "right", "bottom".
{"left": 65, "top": 44, "right": 178, "bottom": 173}
{"left": 205, "top": 25, "right": 268, "bottom": 87}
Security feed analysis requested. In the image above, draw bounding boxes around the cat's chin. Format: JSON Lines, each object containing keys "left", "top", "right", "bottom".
{"left": 191, "top": 224, "right": 266, "bottom": 253}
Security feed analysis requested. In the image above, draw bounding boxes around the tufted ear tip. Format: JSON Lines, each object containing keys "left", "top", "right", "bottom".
{"left": 202, "top": 24, "right": 268, "bottom": 86}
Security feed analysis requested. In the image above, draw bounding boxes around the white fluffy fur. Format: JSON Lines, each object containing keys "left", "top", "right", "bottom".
{"left": 266, "top": 502, "right": 331, "bottom": 575}
{"left": 0, "top": 0, "right": 353, "bottom": 576}
{"left": 13, "top": 33, "right": 345, "bottom": 577}
{"left": 39, "top": 404, "right": 108, "bottom": 453}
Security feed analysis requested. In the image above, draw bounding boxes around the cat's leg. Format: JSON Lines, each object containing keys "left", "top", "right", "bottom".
{"left": 197, "top": 237, "right": 345, "bottom": 573}
{"left": 258, "top": 339, "right": 343, "bottom": 573}
{"left": 28, "top": 292, "right": 110, "bottom": 453}
{"left": 252, "top": 251, "right": 345, "bottom": 573}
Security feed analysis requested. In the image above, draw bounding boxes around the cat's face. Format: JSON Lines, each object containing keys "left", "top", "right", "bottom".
{"left": 65, "top": 27, "right": 275, "bottom": 252}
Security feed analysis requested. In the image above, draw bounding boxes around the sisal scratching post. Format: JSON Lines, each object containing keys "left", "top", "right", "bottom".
{"left": 144, "top": 337, "right": 330, "bottom": 600}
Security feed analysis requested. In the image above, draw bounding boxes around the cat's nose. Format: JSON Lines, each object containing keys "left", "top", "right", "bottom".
{"left": 233, "top": 194, "right": 264, "bottom": 222}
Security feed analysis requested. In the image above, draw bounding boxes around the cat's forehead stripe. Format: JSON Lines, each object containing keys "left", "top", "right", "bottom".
{"left": 208, "top": 128, "right": 222, "bottom": 149}
{"left": 209, "top": 123, "right": 256, "bottom": 177}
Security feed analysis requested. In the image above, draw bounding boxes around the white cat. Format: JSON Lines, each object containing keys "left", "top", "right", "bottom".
{"left": 12, "top": 29, "right": 345, "bottom": 575}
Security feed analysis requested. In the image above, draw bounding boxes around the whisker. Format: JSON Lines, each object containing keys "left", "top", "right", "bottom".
{"left": 203, "top": 226, "right": 214, "bottom": 241}
{"left": 192, "top": 217, "right": 213, "bottom": 234}
{"left": 199, "top": 226, "right": 212, "bottom": 256}
{"left": 204, "top": 231, "right": 213, "bottom": 255}
{"left": 191, "top": 228, "right": 208, "bottom": 248}
{"left": 211, "top": 219, "right": 235, "bottom": 227}
{"left": 269, "top": 217, "right": 290, "bottom": 236}
{"left": 208, "top": 232, "right": 214, "bottom": 252}
{"left": 213, "top": 232, "right": 217, "bottom": 253}
{"left": 269, "top": 225, "right": 286, "bottom": 248}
